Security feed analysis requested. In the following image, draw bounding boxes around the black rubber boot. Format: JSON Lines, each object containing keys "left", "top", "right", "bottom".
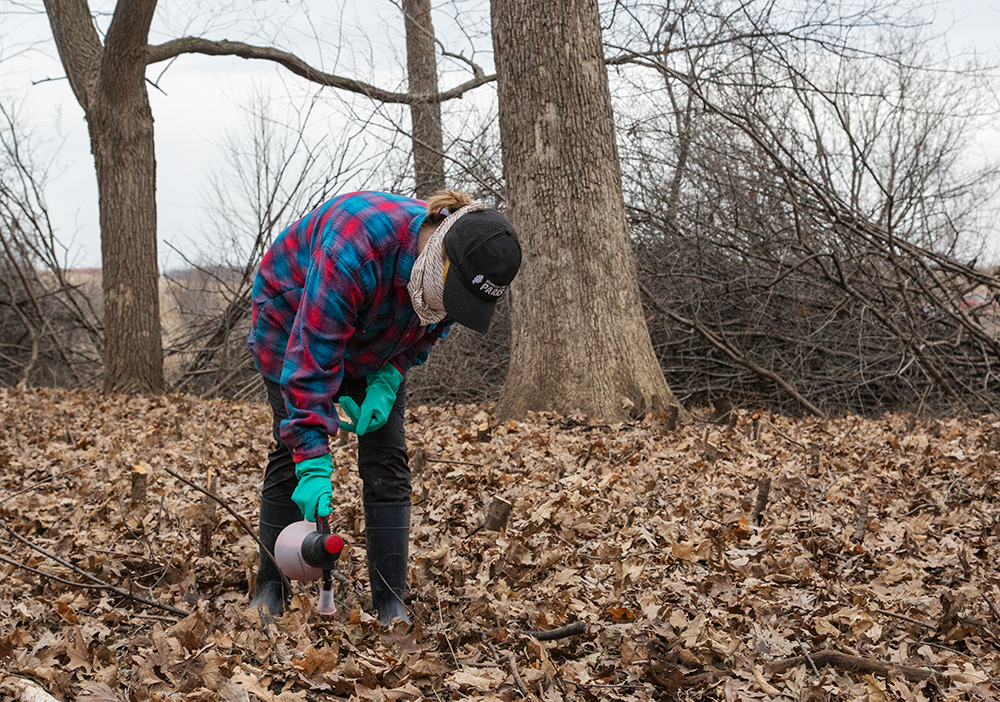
{"left": 249, "top": 497, "right": 302, "bottom": 616}
{"left": 364, "top": 502, "right": 411, "bottom": 625}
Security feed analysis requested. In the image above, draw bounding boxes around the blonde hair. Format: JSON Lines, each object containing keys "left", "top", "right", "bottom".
{"left": 425, "top": 189, "right": 474, "bottom": 223}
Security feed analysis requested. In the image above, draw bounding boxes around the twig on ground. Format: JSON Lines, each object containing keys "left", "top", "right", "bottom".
{"left": 796, "top": 637, "right": 821, "bottom": 677}
{"left": 436, "top": 590, "right": 460, "bottom": 668}
{"left": 505, "top": 651, "right": 531, "bottom": 698}
{"left": 525, "top": 621, "right": 587, "bottom": 641}
{"left": 117, "top": 497, "right": 142, "bottom": 540}
{"left": 427, "top": 457, "right": 484, "bottom": 467}
{"left": 875, "top": 608, "right": 935, "bottom": 630}
{"left": 331, "top": 569, "right": 363, "bottom": 596}
{"left": 160, "top": 464, "right": 290, "bottom": 592}
{"left": 0, "top": 552, "right": 103, "bottom": 590}
{"left": 128, "top": 611, "right": 181, "bottom": 623}
{"left": 148, "top": 516, "right": 182, "bottom": 596}
{"left": 983, "top": 594, "right": 1000, "bottom": 624}
{"left": 564, "top": 679, "right": 648, "bottom": 690}
{"left": 920, "top": 641, "right": 999, "bottom": 685}
{"left": 764, "top": 421, "right": 808, "bottom": 449}
{"left": 630, "top": 547, "right": 711, "bottom": 570}
{"left": 679, "top": 669, "right": 735, "bottom": 688}
{"left": 693, "top": 508, "right": 727, "bottom": 526}
{"left": 903, "top": 503, "right": 936, "bottom": 517}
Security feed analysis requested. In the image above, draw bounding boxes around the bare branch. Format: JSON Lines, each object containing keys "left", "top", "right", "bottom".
{"left": 145, "top": 37, "right": 495, "bottom": 104}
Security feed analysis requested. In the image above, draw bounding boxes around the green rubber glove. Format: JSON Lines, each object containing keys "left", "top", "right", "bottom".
{"left": 292, "top": 454, "right": 334, "bottom": 522}
{"left": 339, "top": 365, "right": 403, "bottom": 436}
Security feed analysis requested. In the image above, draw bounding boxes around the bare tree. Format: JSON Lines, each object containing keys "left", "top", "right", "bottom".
{"left": 402, "top": 0, "right": 446, "bottom": 198}
{"left": 491, "top": 0, "right": 681, "bottom": 421}
{"left": 42, "top": 0, "right": 163, "bottom": 394}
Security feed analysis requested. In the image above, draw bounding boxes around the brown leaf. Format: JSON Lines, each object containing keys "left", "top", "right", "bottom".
{"left": 166, "top": 611, "right": 206, "bottom": 651}
{"left": 291, "top": 644, "right": 339, "bottom": 676}
{"left": 643, "top": 660, "right": 684, "bottom": 694}
{"left": 56, "top": 601, "right": 78, "bottom": 624}
{"left": 76, "top": 682, "right": 121, "bottom": 702}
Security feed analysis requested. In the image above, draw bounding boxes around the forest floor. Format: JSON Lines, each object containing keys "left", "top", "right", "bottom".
{"left": 1, "top": 387, "right": 999, "bottom": 701}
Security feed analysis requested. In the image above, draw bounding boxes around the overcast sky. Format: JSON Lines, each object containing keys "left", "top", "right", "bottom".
{"left": 1, "top": 0, "right": 998, "bottom": 269}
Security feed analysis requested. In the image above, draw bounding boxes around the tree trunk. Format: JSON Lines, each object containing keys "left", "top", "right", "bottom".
{"left": 44, "top": 0, "right": 164, "bottom": 395}
{"left": 403, "top": 0, "right": 446, "bottom": 199}
{"left": 491, "top": 0, "right": 679, "bottom": 420}
{"left": 90, "top": 71, "right": 163, "bottom": 394}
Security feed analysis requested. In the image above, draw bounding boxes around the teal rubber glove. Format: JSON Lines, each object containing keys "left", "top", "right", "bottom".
{"left": 339, "top": 365, "right": 403, "bottom": 436}
{"left": 292, "top": 454, "right": 334, "bottom": 522}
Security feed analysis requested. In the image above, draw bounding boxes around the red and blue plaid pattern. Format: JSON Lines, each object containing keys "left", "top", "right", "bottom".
{"left": 249, "top": 191, "right": 453, "bottom": 461}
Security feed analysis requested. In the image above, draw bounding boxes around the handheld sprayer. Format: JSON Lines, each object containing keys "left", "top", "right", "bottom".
{"left": 274, "top": 518, "right": 344, "bottom": 615}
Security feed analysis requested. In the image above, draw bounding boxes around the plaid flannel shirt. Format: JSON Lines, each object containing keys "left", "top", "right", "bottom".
{"left": 248, "top": 191, "right": 453, "bottom": 461}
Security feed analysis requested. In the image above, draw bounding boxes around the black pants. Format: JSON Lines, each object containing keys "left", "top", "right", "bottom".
{"left": 262, "top": 375, "right": 411, "bottom": 506}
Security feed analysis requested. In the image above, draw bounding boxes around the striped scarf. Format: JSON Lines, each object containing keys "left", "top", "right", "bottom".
{"left": 407, "top": 201, "right": 484, "bottom": 325}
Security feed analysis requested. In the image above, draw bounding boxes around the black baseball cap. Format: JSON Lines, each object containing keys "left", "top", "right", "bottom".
{"left": 442, "top": 209, "right": 522, "bottom": 333}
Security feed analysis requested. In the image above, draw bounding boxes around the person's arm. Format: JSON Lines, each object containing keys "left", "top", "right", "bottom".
{"left": 279, "top": 247, "right": 368, "bottom": 461}
{"left": 386, "top": 320, "right": 455, "bottom": 376}
{"left": 338, "top": 321, "right": 454, "bottom": 435}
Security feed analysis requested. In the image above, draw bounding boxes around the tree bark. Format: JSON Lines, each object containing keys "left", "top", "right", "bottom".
{"left": 491, "top": 0, "right": 678, "bottom": 420}
{"left": 44, "top": 0, "right": 165, "bottom": 395}
{"left": 402, "top": 0, "right": 446, "bottom": 199}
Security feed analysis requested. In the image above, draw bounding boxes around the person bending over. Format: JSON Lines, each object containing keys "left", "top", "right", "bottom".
{"left": 247, "top": 189, "right": 522, "bottom": 623}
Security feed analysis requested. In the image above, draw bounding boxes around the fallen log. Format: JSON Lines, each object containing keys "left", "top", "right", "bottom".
{"left": 766, "top": 650, "right": 935, "bottom": 682}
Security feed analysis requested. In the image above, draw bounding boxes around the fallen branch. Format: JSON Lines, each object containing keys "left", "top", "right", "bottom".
{"left": 0, "top": 521, "right": 189, "bottom": 617}
{"left": 526, "top": 621, "right": 587, "bottom": 641}
{"left": 766, "top": 650, "right": 935, "bottom": 681}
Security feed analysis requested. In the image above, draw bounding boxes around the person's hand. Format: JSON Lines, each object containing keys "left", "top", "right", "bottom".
{"left": 292, "top": 454, "right": 334, "bottom": 522}
{"left": 339, "top": 365, "right": 403, "bottom": 435}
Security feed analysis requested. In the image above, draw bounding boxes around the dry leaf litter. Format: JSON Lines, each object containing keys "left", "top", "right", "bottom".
{"left": 1, "top": 387, "right": 999, "bottom": 701}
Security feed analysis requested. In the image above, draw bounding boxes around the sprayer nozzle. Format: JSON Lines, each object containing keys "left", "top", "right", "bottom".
{"left": 317, "top": 587, "right": 337, "bottom": 616}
